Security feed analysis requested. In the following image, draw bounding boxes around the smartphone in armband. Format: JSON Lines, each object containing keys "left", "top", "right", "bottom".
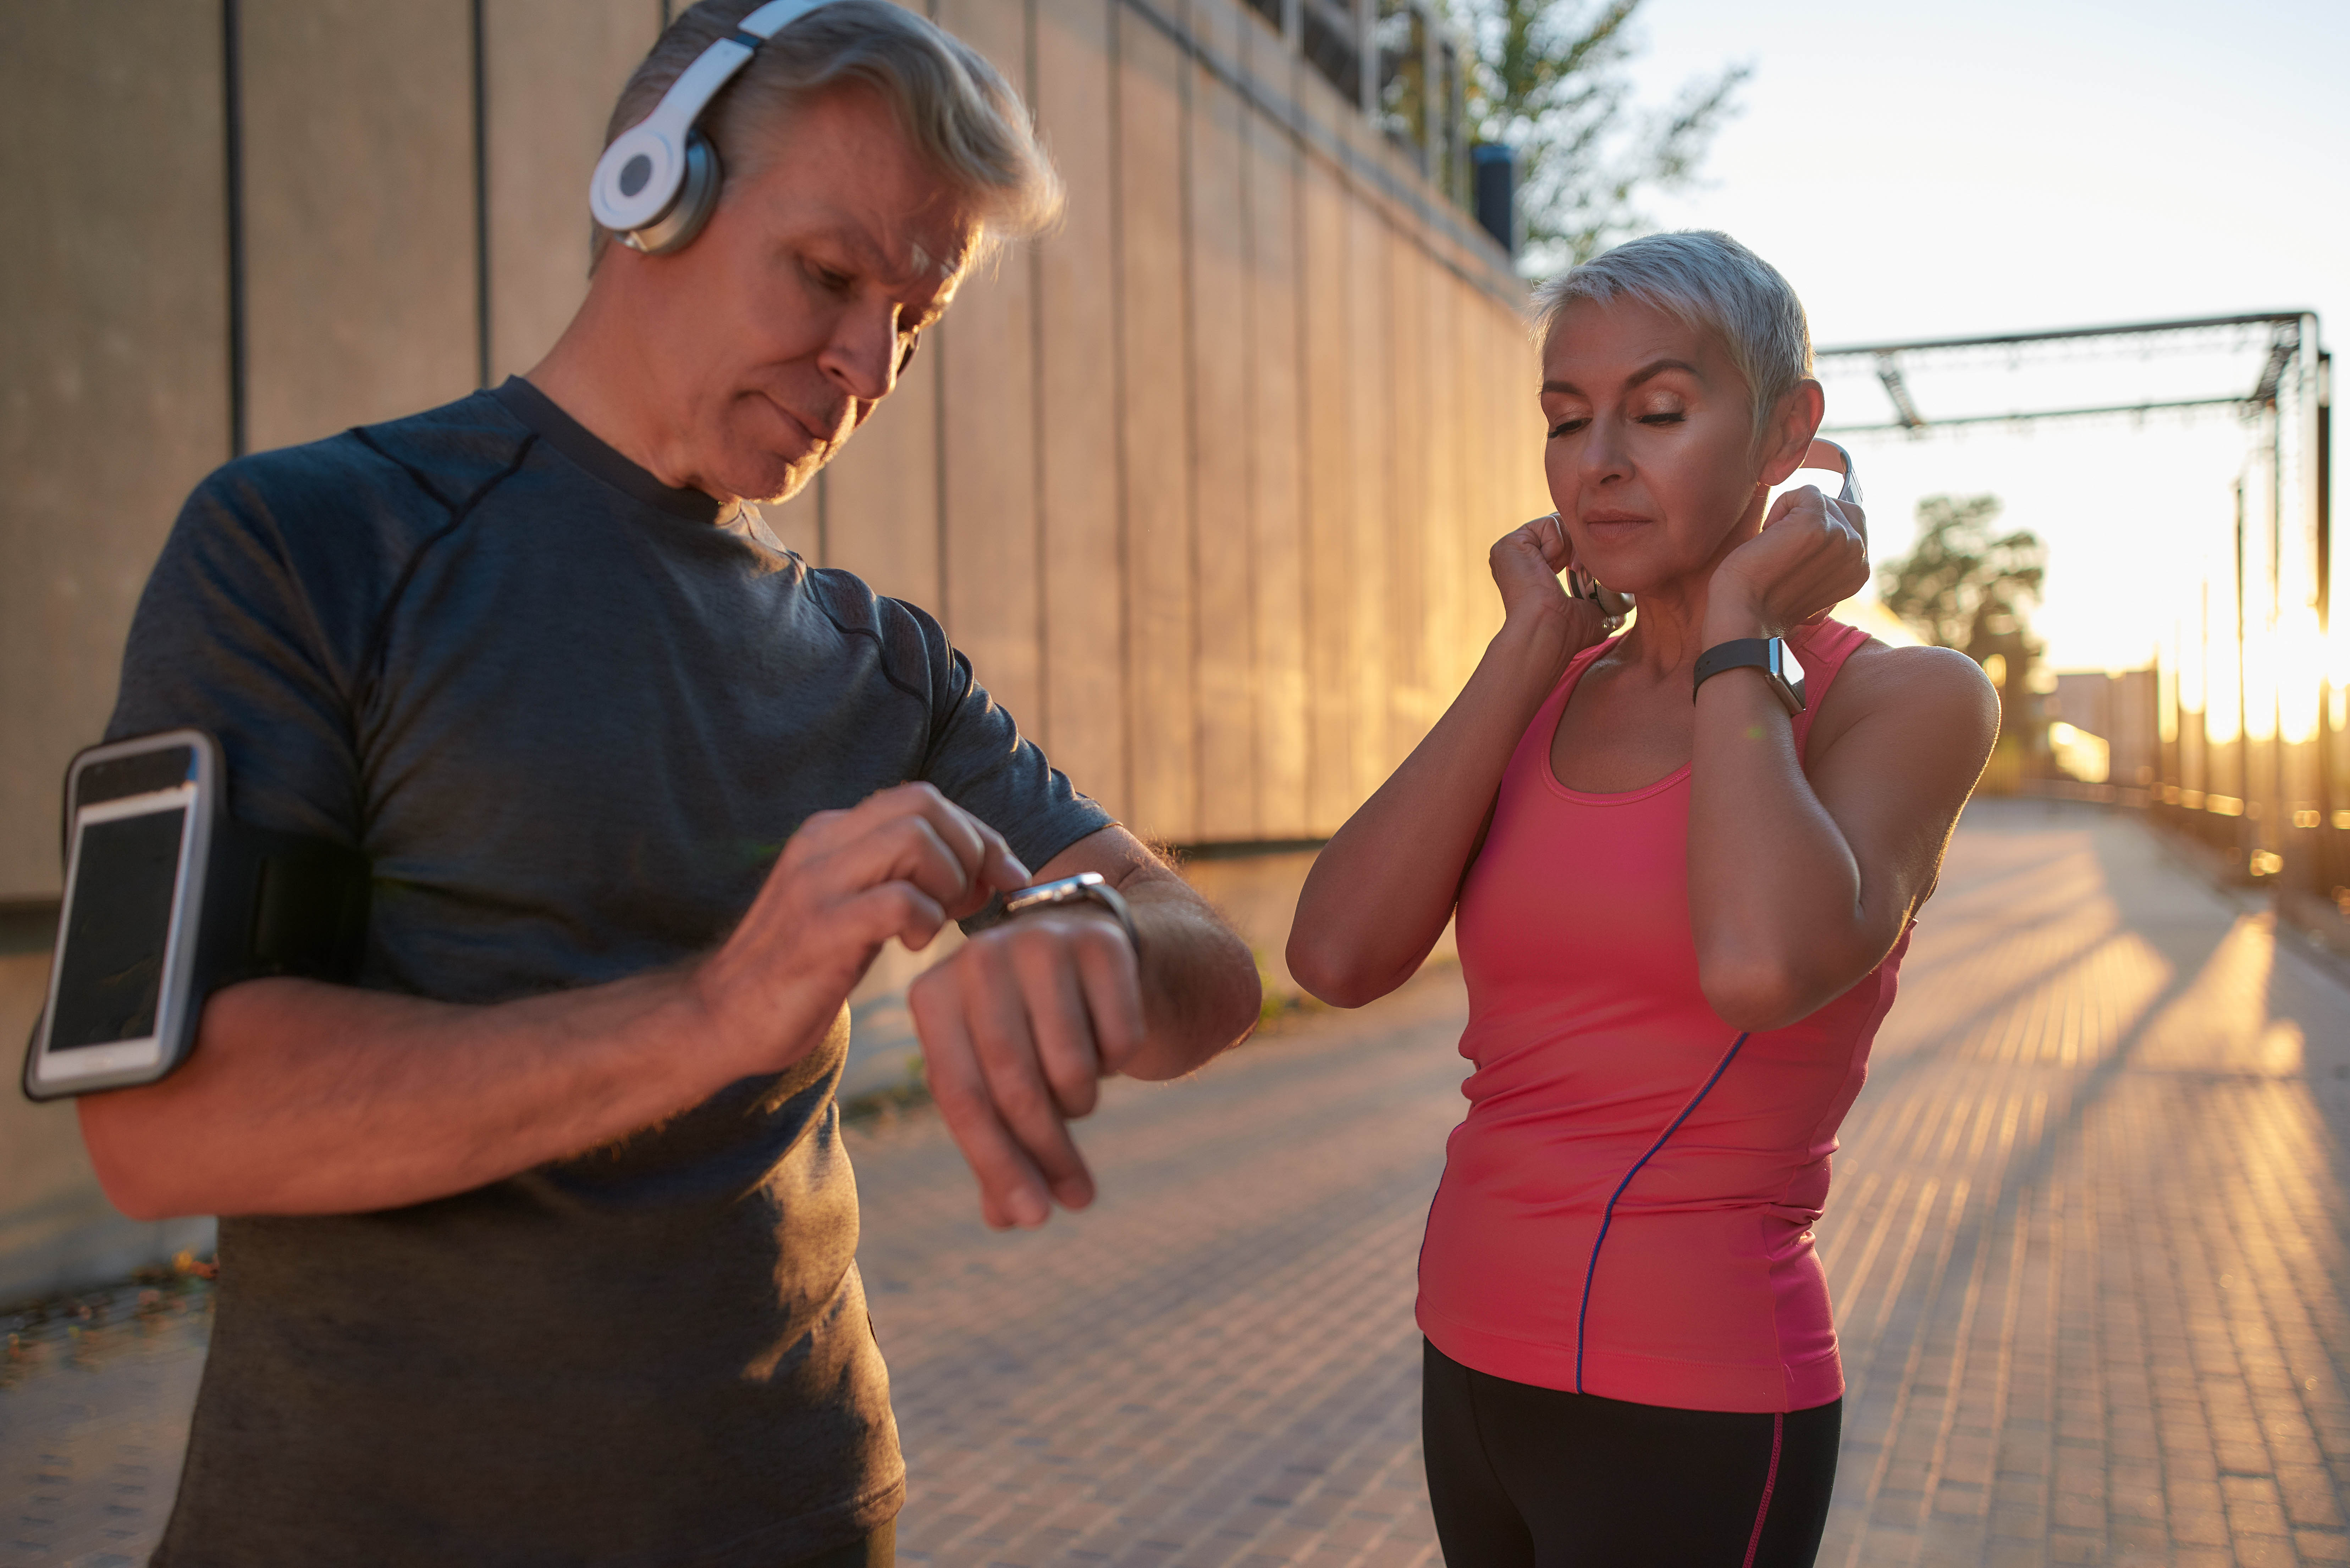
{"left": 22, "top": 730, "right": 370, "bottom": 1102}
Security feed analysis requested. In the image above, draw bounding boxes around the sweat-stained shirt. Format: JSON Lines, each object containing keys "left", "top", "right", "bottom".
{"left": 109, "top": 378, "right": 1112, "bottom": 1567}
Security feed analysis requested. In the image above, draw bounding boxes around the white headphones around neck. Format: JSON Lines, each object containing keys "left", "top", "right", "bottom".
{"left": 590, "top": 0, "right": 844, "bottom": 255}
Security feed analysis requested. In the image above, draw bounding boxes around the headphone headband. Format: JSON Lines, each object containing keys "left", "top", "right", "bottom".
{"left": 1803, "top": 437, "right": 1861, "bottom": 506}
{"left": 589, "top": 0, "right": 844, "bottom": 250}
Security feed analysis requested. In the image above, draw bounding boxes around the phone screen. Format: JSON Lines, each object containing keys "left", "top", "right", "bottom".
{"left": 48, "top": 807, "right": 188, "bottom": 1049}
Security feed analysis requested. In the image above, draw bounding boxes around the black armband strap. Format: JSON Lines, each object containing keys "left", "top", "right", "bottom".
{"left": 23, "top": 730, "right": 369, "bottom": 1101}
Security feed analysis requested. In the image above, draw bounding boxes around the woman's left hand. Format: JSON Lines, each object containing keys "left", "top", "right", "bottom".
{"left": 1707, "top": 486, "right": 1871, "bottom": 638}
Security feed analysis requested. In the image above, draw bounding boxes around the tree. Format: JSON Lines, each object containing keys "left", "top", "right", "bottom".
{"left": 1880, "top": 494, "right": 2050, "bottom": 789}
{"left": 1451, "top": 0, "right": 1748, "bottom": 271}
{"left": 1877, "top": 494, "right": 2047, "bottom": 662}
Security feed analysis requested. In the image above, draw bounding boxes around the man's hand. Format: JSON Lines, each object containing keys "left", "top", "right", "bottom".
{"left": 909, "top": 905, "right": 1146, "bottom": 1229}
{"left": 904, "top": 826, "right": 1260, "bottom": 1232}
{"left": 696, "top": 782, "right": 1031, "bottom": 1078}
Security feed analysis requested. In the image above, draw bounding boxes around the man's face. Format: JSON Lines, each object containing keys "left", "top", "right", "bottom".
{"left": 635, "top": 83, "right": 980, "bottom": 503}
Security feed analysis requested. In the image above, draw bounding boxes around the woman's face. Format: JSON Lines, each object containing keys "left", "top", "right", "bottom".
{"left": 1539, "top": 296, "right": 1772, "bottom": 595}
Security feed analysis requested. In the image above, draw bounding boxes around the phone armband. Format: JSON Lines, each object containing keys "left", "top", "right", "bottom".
{"left": 22, "top": 730, "right": 370, "bottom": 1102}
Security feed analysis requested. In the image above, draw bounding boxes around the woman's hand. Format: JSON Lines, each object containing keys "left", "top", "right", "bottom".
{"left": 1491, "top": 513, "right": 1613, "bottom": 648}
{"left": 1706, "top": 486, "right": 1870, "bottom": 640}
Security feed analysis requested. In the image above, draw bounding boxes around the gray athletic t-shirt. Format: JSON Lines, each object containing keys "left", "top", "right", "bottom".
{"left": 111, "top": 379, "right": 1111, "bottom": 1566}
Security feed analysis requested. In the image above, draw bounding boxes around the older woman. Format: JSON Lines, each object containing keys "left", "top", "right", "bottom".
{"left": 1288, "top": 232, "right": 1997, "bottom": 1566}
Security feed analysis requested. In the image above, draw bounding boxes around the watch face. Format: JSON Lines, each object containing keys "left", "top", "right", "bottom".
{"left": 1779, "top": 640, "right": 1806, "bottom": 692}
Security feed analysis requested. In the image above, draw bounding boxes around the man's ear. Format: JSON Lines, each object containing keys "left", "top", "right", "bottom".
{"left": 1756, "top": 379, "right": 1826, "bottom": 486}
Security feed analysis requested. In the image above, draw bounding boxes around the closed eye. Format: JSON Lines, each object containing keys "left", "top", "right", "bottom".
{"left": 1638, "top": 411, "right": 1686, "bottom": 425}
{"left": 1546, "top": 417, "right": 1586, "bottom": 439}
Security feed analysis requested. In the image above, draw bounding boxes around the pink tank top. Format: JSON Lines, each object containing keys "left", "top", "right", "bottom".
{"left": 1418, "top": 618, "right": 1904, "bottom": 1413}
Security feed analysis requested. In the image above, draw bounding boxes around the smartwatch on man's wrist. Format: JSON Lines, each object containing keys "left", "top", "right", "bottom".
{"left": 1692, "top": 636, "right": 1808, "bottom": 716}
{"left": 1000, "top": 871, "right": 1140, "bottom": 955}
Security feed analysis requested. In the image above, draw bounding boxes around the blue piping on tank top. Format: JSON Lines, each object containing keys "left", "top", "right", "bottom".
{"left": 1572, "top": 1030, "right": 1752, "bottom": 1394}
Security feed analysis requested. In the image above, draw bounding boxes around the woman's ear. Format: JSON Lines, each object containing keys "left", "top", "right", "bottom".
{"left": 1755, "top": 380, "right": 1827, "bottom": 486}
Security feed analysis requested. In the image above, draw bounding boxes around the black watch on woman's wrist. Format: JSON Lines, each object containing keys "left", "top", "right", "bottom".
{"left": 1692, "top": 636, "right": 1808, "bottom": 715}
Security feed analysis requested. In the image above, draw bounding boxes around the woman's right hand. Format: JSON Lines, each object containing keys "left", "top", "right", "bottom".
{"left": 1490, "top": 513, "right": 1612, "bottom": 648}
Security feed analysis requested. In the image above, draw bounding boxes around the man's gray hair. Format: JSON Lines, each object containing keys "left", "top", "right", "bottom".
{"left": 592, "top": 0, "right": 1063, "bottom": 270}
{"left": 1532, "top": 232, "right": 1813, "bottom": 439}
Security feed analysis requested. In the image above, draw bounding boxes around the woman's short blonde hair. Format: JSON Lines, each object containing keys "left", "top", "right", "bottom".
{"left": 592, "top": 0, "right": 1063, "bottom": 270}
{"left": 1532, "top": 231, "right": 1814, "bottom": 442}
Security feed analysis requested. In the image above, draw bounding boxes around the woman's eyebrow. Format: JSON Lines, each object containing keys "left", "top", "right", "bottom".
{"left": 1625, "top": 358, "right": 1703, "bottom": 388}
{"left": 1540, "top": 358, "right": 1704, "bottom": 398}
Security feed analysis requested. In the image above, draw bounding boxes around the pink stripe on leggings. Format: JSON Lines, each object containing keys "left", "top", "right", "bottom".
{"left": 1741, "top": 1412, "right": 1785, "bottom": 1568}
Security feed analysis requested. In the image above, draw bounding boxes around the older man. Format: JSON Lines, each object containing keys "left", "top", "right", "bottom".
{"left": 75, "top": 1, "right": 1261, "bottom": 1561}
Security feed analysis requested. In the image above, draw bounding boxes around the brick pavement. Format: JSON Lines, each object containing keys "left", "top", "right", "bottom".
{"left": 0, "top": 1285, "right": 212, "bottom": 1566}
{"left": 1814, "top": 801, "right": 2350, "bottom": 1568}
{"left": 8, "top": 799, "right": 2350, "bottom": 1567}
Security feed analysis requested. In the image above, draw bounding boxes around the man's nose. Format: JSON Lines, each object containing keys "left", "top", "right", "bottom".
{"left": 819, "top": 307, "right": 901, "bottom": 403}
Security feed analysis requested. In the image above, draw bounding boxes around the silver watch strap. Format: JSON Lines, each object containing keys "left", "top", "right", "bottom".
{"left": 1000, "top": 872, "right": 1140, "bottom": 954}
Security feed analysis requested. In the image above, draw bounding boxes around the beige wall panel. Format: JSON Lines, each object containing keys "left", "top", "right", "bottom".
{"left": 1454, "top": 279, "right": 1500, "bottom": 687}
{"left": 935, "top": 0, "right": 1043, "bottom": 732}
{"left": 762, "top": 487, "right": 823, "bottom": 560}
{"left": 1443, "top": 278, "right": 1484, "bottom": 693}
{"left": 1116, "top": 14, "right": 1197, "bottom": 840}
{"left": 1382, "top": 226, "right": 1430, "bottom": 765}
{"left": 1188, "top": 1, "right": 1257, "bottom": 841}
{"left": 1342, "top": 196, "right": 1390, "bottom": 805}
{"left": 823, "top": 341, "right": 942, "bottom": 608}
{"left": 484, "top": 0, "right": 655, "bottom": 379}
{"left": 0, "top": 2, "right": 230, "bottom": 901}
{"left": 1241, "top": 92, "right": 1308, "bottom": 840}
{"left": 1447, "top": 276, "right": 1485, "bottom": 691}
{"left": 1297, "top": 157, "right": 1353, "bottom": 834}
{"left": 1410, "top": 262, "right": 1447, "bottom": 700}
{"left": 1449, "top": 288, "right": 1482, "bottom": 700}
{"left": 241, "top": 0, "right": 479, "bottom": 452}
{"left": 1499, "top": 303, "right": 1546, "bottom": 575}
{"left": 1032, "top": 0, "right": 1127, "bottom": 817}
{"left": 1482, "top": 307, "right": 1518, "bottom": 653}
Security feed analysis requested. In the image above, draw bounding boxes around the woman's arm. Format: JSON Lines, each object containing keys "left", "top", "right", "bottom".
{"left": 1689, "top": 502, "right": 1999, "bottom": 1030}
{"left": 1289, "top": 517, "right": 1608, "bottom": 1006}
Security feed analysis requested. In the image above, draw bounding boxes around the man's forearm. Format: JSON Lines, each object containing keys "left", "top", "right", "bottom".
{"left": 1121, "top": 871, "right": 1263, "bottom": 1080}
{"left": 77, "top": 781, "right": 1033, "bottom": 1223}
{"left": 77, "top": 968, "right": 773, "bottom": 1221}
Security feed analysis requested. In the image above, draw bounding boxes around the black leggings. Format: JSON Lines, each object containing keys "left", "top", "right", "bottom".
{"left": 1422, "top": 1341, "right": 1839, "bottom": 1568}
{"left": 786, "top": 1521, "right": 893, "bottom": 1568}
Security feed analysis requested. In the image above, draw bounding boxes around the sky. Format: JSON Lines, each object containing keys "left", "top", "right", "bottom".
{"left": 1611, "top": 0, "right": 2348, "bottom": 672}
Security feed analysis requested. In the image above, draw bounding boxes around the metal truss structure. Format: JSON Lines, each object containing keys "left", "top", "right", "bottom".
{"left": 1817, "top": 311, "right": 2346, "bottom": 918}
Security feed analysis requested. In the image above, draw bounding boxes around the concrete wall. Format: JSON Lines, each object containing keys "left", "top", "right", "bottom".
{"left": 0, "top": 0, "right": 1538, "bottom": 1300}
{"left": 0, "top": 3, "right": 233, "bottom": 905}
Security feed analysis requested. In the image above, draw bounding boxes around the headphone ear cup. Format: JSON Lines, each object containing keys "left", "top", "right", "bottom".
{"left": 622, "top": 131, "right": 724, "bottom": 255}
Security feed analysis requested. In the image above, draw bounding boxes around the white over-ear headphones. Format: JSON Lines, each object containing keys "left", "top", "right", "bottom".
{"left": 590, "top": 0, "right": 843, "bottom": 255}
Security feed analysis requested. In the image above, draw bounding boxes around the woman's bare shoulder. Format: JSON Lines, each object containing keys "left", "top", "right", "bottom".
{"left": 1812, "top": 636, "right": 1999, "bottom": 758}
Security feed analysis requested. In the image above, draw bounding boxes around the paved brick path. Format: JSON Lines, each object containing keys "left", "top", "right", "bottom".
{"left": 9, "top": 800, "right": 2350, "bottom": 1566}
